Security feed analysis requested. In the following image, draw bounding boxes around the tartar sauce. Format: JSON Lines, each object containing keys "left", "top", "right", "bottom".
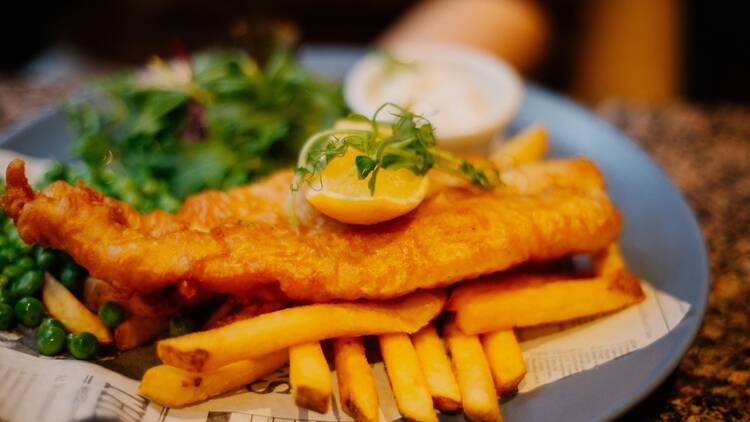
{"left": 345, "top": 45, "right": 522, "bottom": 153}
{"left": 365, "top": 61, "right": 495, "bottom": 136}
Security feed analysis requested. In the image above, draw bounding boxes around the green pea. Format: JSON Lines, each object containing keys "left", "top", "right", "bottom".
{"left": 39, "top": 318, "right": 66, "bottom": 333}
{"left": 59, "top": 261, "right": 87, "bottom": 294}
{"left": 2, "top": 264, "right": 24, "bottom": 280}
{"left": 121, "top": 191, "right": 143, "bottom": 207}
{"left": 3, "top": 219, "right": 15, "bottom": 234}
{"left": 16, "top": 256, "right": 35, "bottom": 271}
{"left": 98, "top": 302, "right": 127, "bottom": 330}
{"left": 11, "top": 270, "right": 43, "bottom": 299}
{"left": 142, "top": 179, "right": 160, "bottom": 196}
{"left": 14, "top": 297, "right": 44, "bottom": 327}
{"left": 7, "top": 230, "right": 31, "bottom": 254}
{"left": 37, "top": 326, "right": 66, "bottom": 356}
{"left": 158, "top": 195, "right": 181, "bottom": 213}
{"left": 0, "top": 303, "right": 14, "bottom": 330}
{"left": 13, "top": 240, "right": 33, "bottom": 255}
{"left": 0, "top": 288, "right": 13, "bottom": 304}
{"left": 35, "top": 248, "right": 57, "bottom": 272}
{"left": 169, "top": 316, "right": 195, "bottom": 337}
{"left": 139, "top": 199, "right": 156, "bottom": 213}
{"left": 67, "top": 332, "right": 98, "bottom": 360}
{"left": 0, "top": 247, "right": 16, "bottom": 264}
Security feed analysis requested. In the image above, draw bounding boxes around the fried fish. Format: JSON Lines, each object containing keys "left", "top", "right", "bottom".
{"left": 2, "top": 158, "right": 621, "bottom": 301}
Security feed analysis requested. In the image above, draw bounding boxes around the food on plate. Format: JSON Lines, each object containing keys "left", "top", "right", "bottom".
{"left": 290, "top": 341, "right": 333, "bottom": 413}
{"left": 42, "top": 273, "right": 113, "bottom": 344}
{"left": 411, "top": 323, "right": 462, "bottom": 411}
{"left": 445, "top": 320, "right": 503, "bottom": 422}
{"left": 490, "top": 124, "right": 549, "bottom": 168}
{"left": 157, "top": 289, "right": 446, "bottom": 372}
{"left": 379, "top": 332, "right": 438, "bottom": 422}
{"left": 0, "top": 63, "right": 646, "bottom": 422}
{"left": 481, "top": 330, "right": 527, "bottom": 395}
{"left": 139, "top": 350, "right": 288, "bottom": 408}
{"left": 333, "top": 337, "right": 380, "bottom": 422}
{"left": 448, "top": 245, "right": 645, "bottom": 334}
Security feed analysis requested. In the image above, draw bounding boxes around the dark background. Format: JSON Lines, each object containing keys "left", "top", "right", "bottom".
{"left": 1, "top": 0, "right": 749, "bottom": 103}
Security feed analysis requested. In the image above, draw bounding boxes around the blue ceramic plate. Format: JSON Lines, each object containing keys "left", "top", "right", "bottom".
{"left": 0, "top": 49, "right": 708, "bottom": 422}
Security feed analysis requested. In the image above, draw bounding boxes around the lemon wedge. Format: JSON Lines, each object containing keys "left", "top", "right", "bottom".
{"left": 306, "top": 148, "right": 429, "bottom": 225}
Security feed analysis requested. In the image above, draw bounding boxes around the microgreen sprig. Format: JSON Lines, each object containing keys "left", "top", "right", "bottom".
{"left": 287, "top": 103, "right": 499, "bottom": 227}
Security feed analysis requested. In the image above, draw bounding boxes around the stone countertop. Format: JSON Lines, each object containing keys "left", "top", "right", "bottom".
{"left": 599, "top": 103, "right": 750, "bottom": 421}
{"left": 1, "top": 80, "right": 748, "bottom": 421}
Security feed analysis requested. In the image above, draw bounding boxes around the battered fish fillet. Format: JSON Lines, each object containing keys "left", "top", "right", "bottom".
{"left": 2, "top": 158, "right": 621, "bottom": 301}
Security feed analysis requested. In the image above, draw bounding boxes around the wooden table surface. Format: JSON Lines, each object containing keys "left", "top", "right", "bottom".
{"left": 1, "top": 80, "right": 748, "bottom": 421}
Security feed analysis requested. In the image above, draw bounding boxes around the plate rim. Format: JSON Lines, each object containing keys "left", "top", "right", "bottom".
{"left": 522, "top": 85, "right": 709, "bottom": 420}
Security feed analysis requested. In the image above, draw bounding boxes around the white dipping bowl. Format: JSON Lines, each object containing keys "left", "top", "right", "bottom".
{"left": 344, "top": 43, "right": 523, "bottom": 154}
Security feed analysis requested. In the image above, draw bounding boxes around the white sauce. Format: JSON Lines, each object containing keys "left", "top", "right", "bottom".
{"left": 364, "top": 61, "right": 497, "bottom": 136}
{"left": 345, "top": 45, "right": 523, "bottom": 153}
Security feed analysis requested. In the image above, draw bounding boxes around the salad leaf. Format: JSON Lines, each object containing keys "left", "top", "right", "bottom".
{"left": 58, "top": 49, "right": 346, "bottom": 212}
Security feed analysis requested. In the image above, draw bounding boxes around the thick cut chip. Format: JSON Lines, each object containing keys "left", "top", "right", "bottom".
{"left": 481, "top": 330, "right": 527, "bottom": 396}
{"left": 445, "top": 321, "right": 503, "bottom": 422}
{"left": 42, "top": 273, "right": 113, "bottom": 344}
{"left": 490, "top": 124, "right": 548, "bottom": 167}
{"left": 379, "top": 333, "right": 437, "bottom": 422}
{"left": 139, "top": 351, "right": 288, "bottom": 408}
{"left": 448, "top": 245, "right": 645, "bottom": 334}
{"left": 411, "top": 324, "right": 462, "bottom": 411}
{"left": 158, "top": 289, "right": 445, "bottom": 372}
{"left": 334, "top": 337, "right": 380, "bottom": 422}
{"left": 290, "top": 342, "right": 332, "bottom": 413}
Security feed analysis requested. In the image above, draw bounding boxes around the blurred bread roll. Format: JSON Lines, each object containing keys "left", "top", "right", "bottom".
{"left": 380, "top": 0, "right": 549, "bottom": 74}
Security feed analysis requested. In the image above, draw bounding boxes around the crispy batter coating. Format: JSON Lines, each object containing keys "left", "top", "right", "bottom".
{"left": 2, "top": 158, "right": 621, "bottom": 301}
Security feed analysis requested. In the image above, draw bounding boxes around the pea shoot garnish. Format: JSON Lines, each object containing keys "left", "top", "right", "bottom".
{"left": 288, "top": 103, "right": 499, "bottom": 227}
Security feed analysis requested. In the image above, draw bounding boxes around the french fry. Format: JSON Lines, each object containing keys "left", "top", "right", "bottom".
{"left": 334, "top": 337, "right": 379, "bottom": 422}
{"left": 43, "top": 273, "right": 113, "bottom": 344}
{"left": 139, "top": 350, "right": 288, "bottom": 408}
{"left": 490, "top": 124, "right": 548, "bottom": 168}
{"left": 378, "top": 333, "right": 437, "bottom": 422}
{"left": 290, "top": 342, "right": 332, "bottom": 413}
{"left": 448, "top": 270, "right": 644, "bottom": 335}
{"left": 114, "top": 316, "right": 169, "bottom": 351}
{"left": 411, "top": 324, "right": 462, "bottom": 411}
{"left": 593, "top": 243, "right": 626, "bottom": 276}
{"left": 444, "top": 321, "right": 502, "bottom": 422}
{"left": 158, "top": 289, "right": 445, "bottom": 372}
{"left": 481, "top": 330, "right": 527, "bottom": 396}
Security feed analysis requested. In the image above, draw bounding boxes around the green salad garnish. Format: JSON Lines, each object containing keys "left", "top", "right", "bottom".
{"left": 43, "top": 49, "right": 347, "bottom": 212}
{"left": 0, "top": 48, "right": 348, "bottom": 358}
